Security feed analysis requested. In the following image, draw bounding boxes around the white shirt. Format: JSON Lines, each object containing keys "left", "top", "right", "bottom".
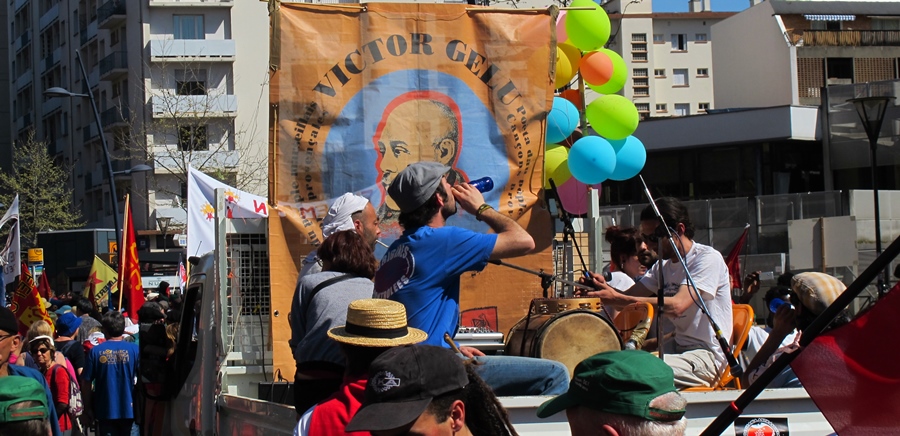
{"left": 639, "top": 242, "right": 733, "bottom": 367}
{"left": 608, "top": 270, "right": 636, "bottom": 293}
{"left": 294, "top": 405, "right": 314, "bottom": 436}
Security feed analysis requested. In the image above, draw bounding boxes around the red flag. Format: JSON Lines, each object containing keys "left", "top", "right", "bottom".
{"left": 791, "top": 289, "right": 900, "bottom": 435}
{"left": 10, "top": 263, "right": 53, "bottom": 336}
{"left": 36, "top": 271, "right": 51, "bottom": 300}
{"left": 724, "top": 224, "right": 750, "bottom": 290}
{"left": 117, "top": 195, "right": 144, "bottom": 322}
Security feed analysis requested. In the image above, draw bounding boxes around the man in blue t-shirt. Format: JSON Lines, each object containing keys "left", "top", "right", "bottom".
{"left": 373, "top": 161, "right": 568, "bottom": 396}
{"left": 84, "top": 310, "right": 140, "bottom": 436}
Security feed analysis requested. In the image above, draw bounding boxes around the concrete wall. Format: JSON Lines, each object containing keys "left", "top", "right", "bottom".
{"left": 712, "top": 1, "right": 796, "bottom": 108}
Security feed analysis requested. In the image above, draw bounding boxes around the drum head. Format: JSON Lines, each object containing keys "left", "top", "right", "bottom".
{"left": 536, "top": 310, "right": 623, "bottom": 378}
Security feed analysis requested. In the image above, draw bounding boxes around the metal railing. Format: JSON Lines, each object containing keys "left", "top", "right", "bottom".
{"left": 99, "top": 51, "right": 128, "bottom": 77}
{"left": 98, "top": 0, "right": 126, "bottom": 24}
{"left": 792, "top": 30, "right": 900, "bottom": 47}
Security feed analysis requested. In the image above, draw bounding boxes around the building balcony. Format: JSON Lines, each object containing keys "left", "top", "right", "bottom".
{"left": 15, "top": 113, "right": 33, "bottom": 133}
{"left": 155, "top": 149, "right": 239, "bottom": 170}
{"left": 83, "top": 123, "right": 99, "bottom": 143}
{"left": 148, "top": 0, "right": 233, "bottom": 7}
{"left": 149, "top": 39, "right": 235, "bottom": 61}
{"left": 100, "top": 51, "right": 129, "bottom": 81}
{"left": 791, "top": 30, "right": 900, "bottom": 47}
{"left": 14, "top": 30, "right": 31, "bottom": 54}
{"left": 41, "top": 47, "right": 61, "bottom": 73}
{"left": 151, "top": 94, "right": 238, "bottom": 118}
{"left": 101, "top": 105, "right": 131, "bottom": 129}
{"left": 98, "top": 0, "right": 126, "bottom": 29}
{"left": 47, "top": 138, "right": 62, "bottom": 156}
{"left": 80, "top": 21, "right": 98, "bottom": 47}
{"left": 39, "top": 3, "right": 60, "bottom": 30}
{"left": 41, "top": 97, "right": 62, "bottom": 117}
{"left": 15, "top": 69, "right": 32, "bottom": 91}
{"left": 14, "top": 0, "right": 28, "bottom": 13}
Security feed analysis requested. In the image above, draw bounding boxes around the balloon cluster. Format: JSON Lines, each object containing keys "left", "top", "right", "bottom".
{"left": 544, "top": 0, "right": 647, "bottom": 214}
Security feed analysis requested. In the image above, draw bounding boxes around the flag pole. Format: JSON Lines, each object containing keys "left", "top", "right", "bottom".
{"left": 701, "top": 234, "right": 900, "bottom": 435}
{"left": 117, "top": 195, "right": 130, "bottom": 311}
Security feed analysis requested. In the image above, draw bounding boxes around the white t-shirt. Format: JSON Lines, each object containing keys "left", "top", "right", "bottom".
{"left": 639, "top": 242, "right": 733, "bottom": 367}
{"left": 294, "top": 405, "right": 314, "bottom": 436}
{"left": 608, "top": 270, "right": 636, "bottom": 293}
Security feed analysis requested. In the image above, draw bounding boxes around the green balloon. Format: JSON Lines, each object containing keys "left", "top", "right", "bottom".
{"left": 544, "top": 143, "right": 573, "bottom": 188}
{"left": 586, "top": 95, "right": 639, "bottom": 140}
{"left": 565, "top": 0, "right": 611, "bottom": 52}
{"left": 585, "top": 49, "right": 627, "bottom": 94}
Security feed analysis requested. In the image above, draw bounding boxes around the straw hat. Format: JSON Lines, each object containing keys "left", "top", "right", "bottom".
{"left": 328, "top": 299, "right": 427, "bottom": 347}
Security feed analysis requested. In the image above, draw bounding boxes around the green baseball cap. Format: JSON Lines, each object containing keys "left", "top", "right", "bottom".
{"left": 0, "top": 376, "right": 49, "bottom": 424}
{"left": 536, "top": 350, "right": 685, "bottom": 421}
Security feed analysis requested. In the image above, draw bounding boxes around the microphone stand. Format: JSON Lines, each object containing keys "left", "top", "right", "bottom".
{"left": 639, "top": 175, "right": 742, "bottom": 378}
{"left": 488, "top": 259, "right": 591, "bottom": 296}
{"left": 548, "top": 179, "right": 592, "bottom": 297}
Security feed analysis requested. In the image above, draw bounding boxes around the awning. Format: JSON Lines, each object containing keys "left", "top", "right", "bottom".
{"left": 804, "top": 14, "right": 856, "bottom": 22}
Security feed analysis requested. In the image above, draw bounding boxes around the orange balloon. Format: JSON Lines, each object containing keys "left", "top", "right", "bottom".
{"left": 558, "top": 89, "right": 582, "bottom": 110}
{"left": 580, "top": 51, "right": 615, "bottom": 86}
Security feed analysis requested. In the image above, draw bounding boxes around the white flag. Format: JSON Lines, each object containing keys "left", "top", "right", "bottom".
{"left": 0, "top": 195, "right": 21, "bottom": 286}
{"left": 187, "top": 167, "right": 268, "bottom": 258}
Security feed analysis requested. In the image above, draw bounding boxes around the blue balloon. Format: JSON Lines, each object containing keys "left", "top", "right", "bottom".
{"left": 608, "top": 136, "right": 647, "bottom": 181}
{"left": 546, "top": 97, "right": 580, "bottom": 144}
{"left": 567, "top": 136, "right": 616, "bottom": 185}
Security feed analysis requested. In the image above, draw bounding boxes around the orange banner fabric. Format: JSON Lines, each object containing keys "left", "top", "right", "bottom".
{"left": 269, "top": 3, "right": 557, "bottom": 376}
{"left": 118, "top": 195, "right": 144, "bottom": 322}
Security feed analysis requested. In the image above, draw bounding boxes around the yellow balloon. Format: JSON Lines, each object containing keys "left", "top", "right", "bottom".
{"left": 558, "top": 42, "right": 582, "bottom": 74}
{"left": 544, "top": 143, "right": 573, "bottom": 188}
{"left": 555, "top": 47, "right": 575, "bottom": 89}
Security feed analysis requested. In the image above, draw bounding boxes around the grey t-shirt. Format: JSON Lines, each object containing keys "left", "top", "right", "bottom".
{"left": 290, "top": 271, "right": 374, "bottom": 366}
{"left": 78, "top": 314, "right": 102, "bottom": 343}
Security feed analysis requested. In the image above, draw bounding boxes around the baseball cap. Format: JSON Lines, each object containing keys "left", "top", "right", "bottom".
{"left": 387, "top": 162, "right": 450, "bottom": 213}
{"left": 791, "top": 272, "right": 846, "bottom": 316}
{"left": 0, "top": 306, "right": 17, "bottom": 335}
{"left": 55, "top": 312, "right": 82, "bottom": 337}
{"left": 53, "top": 305, "right": 72, "bottom": 316}
{"left": 0, "top": 376, "right": 49, "bottom": 424}
{"left": 345, "top": 345, "right": 468, "bottom": 432}
{"left": 536, "top": 350, "right": 684, "bottom": 421}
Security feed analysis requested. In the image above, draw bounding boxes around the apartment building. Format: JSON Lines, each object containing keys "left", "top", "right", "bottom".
{"left": 7, "top": 0, "right": 269, "bottom": 239}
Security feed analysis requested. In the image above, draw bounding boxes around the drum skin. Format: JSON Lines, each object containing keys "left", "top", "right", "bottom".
{"left": 505, "top": 309, "right": 623, "bottom": 378}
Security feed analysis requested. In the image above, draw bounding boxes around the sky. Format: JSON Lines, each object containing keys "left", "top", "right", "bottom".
{"left": 653, "top": 0, "right": 751, "bottom": 13}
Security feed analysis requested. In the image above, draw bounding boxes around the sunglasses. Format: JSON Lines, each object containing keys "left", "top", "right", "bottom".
{"left": 31, "top": 347, "right": 50, "bottom": 355}
{"left": 642, "top": 226, "right": 671, "bottom": 243}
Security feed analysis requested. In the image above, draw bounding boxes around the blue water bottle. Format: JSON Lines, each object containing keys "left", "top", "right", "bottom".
{"left": 468, "top": 177, "right": 494, "bottom": 193}
{"left": 768, "top": 297, "right": 791, "bottom": 313}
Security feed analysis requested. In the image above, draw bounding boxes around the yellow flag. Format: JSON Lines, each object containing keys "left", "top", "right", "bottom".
{"left": 84, "top": 255, "right": 118, "bottom": 310}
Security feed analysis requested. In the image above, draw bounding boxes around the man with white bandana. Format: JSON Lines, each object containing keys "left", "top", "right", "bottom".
{"left": 298, "top": 193, "right": 382, "bottom": 279}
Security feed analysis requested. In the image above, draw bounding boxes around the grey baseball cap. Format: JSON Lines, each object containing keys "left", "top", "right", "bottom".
{"left": 387, "top": 162, "right": 450, "bottom": 213}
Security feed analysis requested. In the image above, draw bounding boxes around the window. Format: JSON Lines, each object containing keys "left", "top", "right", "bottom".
{"left": 632, "top": 53, "right": 647, "bottom": 62}
{"left": 633, "top": 68, "right": 648, "bottom": 77}
{"left": 873, "top": 18, "right": 900, "bottom": 30}
{"left": 653, "top": 34, "right": 664, "bottom": 44}
{"left": 174, "top": 15, "right": 204, "bottom": 40}
{"left": 656, "top": 103, "right": 667, "bottom": 112}
{"left": 633, "top": 78, "right": 649, "bottom": 87}
{"left": 633, "top": 87, "right": 649, "bottom": 96}
{"left": 695, "top": 33, "right": 708, "bottom": 42}
{"left": 631, "top": 33, "right": 647, "bottom": 42}
{"left": 635, "top": 103, "right": 650, "bottom": 113}
{"left": 696, "top": 68, "right": 709, "bottom": 77}
{"left": 674, "top": 103, "right": 690, "bottom": 116}
{"left": 110, "top": 27, "right": 119, "bottom": 45}
{"left": 671, "top": 34, "right": 687, "bottom": 51}
{"left": 673, "top": 69, "right": 689, "bottom": 86}
{"left": 178, "top": 125, "right": 208, "bottom": 151}
{"left": 631, "top": 43, "right": 647, "bottom": 52}
{"left": 654, "top": 69, "right": 665, "bottom": 77}
{"left": 698, "top": 102, "right": 710, "bottom": 112}
{"left": 177, "top": 80, "right": 206, "bottom": 95}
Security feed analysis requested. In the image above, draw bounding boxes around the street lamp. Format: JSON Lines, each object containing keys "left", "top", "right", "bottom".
{"left": 112, "top": 164, "right": 153, "bottom": 177}
{"left": 849, "top": 95, "right": 896, "bottom": 298}
{"left": 156, "top": 216, "right": 171, "bottom": 252}
{"left": 44, "top": 50, "right": 121, "bottom": 258}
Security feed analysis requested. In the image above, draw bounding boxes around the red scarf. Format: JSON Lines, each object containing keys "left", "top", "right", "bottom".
{"left": 309, "top": 374, "right": 370, "bottom": 436}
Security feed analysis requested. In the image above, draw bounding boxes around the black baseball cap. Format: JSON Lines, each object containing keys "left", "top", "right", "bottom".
{"left": 346, "top": 345, "right": 468, "bottom": 432}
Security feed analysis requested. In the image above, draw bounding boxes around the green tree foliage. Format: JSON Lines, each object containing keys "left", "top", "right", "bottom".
{"left": 0, "top": 133, "right": 83, "bottom": 247}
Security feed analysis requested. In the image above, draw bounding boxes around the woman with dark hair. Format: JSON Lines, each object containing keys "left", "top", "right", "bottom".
{"left": 291, "top": 230, "right": 378, "bottom": 415}
{"left": 605, "top": 226, "right": 652, "bottom": 289}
